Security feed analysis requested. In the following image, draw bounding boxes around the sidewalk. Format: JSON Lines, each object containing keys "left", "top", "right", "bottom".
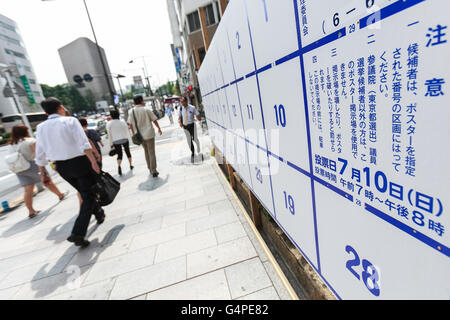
{"left": 0, "top": 116, "right": 292, "bottom": 300}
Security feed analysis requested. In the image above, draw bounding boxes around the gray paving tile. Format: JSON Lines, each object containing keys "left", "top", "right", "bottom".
{"left": 0, "top": 285, "right": 23, "bottom": 300}
{"left": 48, "top": 279, "right": 115, "bottom": 300}
{"left": 187, "top": 237, "right": 257, "bottom": 278}
{"left": 128, "top": 224, "right": 186, "bottom": 252}
{"left": 237, "top": 286, "right": 280, "bottom": 300}
{"left": 0, "top": 253, "right": 74, "bottom": 290}
{"left": 13, "top": 265, "right": 91, "bottom": 300}
{"left": 215, "top": 221, "right": 247, "bottom": 244}
{"left": 154, "top": 229, "right": 217, "bottom": 264}
{"left": 146, "top": 269, "right": 230, "bottom": 300}
{"left": 109, "top": 256, "right": 186, "bottom": 300}
{"left": 225, "top": 258, "right": 273, "bottom": 299}
{"left": 186, "top": 210, "right": 239, "bottom": 235}
{"left": 82, "top": 245, "right": 157, "bottom": 286}
{"left": 161, "top": 206, "right": 210, "bottom": 227}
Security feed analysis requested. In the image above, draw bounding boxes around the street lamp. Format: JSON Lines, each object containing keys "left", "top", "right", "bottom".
{"left": 129, "top": 56, "right": 153, "bottom": 96}
{"left": 111, "top": 73, "right": 125, "bottom": 100}
{"left": 42, "top": 0, "right": 117, "bottom": 109}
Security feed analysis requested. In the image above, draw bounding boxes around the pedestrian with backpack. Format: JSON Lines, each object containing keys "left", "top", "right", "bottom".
{"left": 6, "top": 125, "right": 67, "bottom": 218}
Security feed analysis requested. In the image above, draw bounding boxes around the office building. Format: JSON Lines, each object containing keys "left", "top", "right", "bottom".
{"left": 0, "top": 13, "right": 44, "bottom": 116}
{"left": 167, "top": 0, "right": 229, "bottom": 105}
{"left": 58, "top": 37, "right": 115, "bottom": 103}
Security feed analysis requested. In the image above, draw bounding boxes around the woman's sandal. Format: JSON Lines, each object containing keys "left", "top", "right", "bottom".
{"left": 28, "top": 210, "right": 41, "bottom": 219}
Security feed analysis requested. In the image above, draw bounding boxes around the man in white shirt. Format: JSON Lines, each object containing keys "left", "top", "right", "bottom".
{"left": 128, "top": 95, "right": 162, "bottom": 177}
{"left": 179, "top": 97, "right": 202, "bottom": 163}
{"left": 36, "top": 97, "right": 105, "bottom": 248}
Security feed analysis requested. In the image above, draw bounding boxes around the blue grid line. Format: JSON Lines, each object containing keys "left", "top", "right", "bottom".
{"left": 359, "top": 0, "right": 426, "bottom": 29}
{"left": 365, "top": 204, "right": 449, "bottom": 258}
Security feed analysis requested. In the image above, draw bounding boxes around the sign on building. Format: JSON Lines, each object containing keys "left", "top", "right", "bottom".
{"left": 198, "top": 0, "right": 449, "bottom": 299}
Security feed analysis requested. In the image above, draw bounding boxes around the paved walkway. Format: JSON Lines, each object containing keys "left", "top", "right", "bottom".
{"left": 0, "top": 116, "right": 291, "bottom": 300}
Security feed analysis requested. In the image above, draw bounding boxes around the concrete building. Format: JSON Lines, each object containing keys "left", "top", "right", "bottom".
{"left": 0, "top": 13, "right": 44, "bottom": 116}
{"left": 58, "top": 37, "right": 115, "bottom": 103}
{"left": 167, "top": 0, "right": 229, "bottom": 106}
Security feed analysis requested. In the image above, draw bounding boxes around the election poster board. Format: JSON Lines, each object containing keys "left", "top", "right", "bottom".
{"left": 198, "top": 0, "right": 450, "bottom": 299}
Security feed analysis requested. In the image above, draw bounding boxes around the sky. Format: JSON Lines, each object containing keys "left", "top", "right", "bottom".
{"left": 2, "top": 0, "right": 177, "bottom": 90}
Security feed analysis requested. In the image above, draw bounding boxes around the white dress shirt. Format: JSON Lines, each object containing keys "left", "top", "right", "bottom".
{"left": 35, "top": 114, "right": 92, "bottom": 166}
{"left": 179, "top": 104, "right": 199, "bottom": 125}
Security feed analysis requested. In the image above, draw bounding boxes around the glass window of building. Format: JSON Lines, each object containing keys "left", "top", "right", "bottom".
{"left": 0, "top": 33, "right": 22, "bottom": 46}
{"left": 204, "top": 4, "right": 216, "bottom": 26}
{"left": 0, "top": 21, "right": 16, "bottom": 33}
{"left": 4, "top": 48, "right": 26, "bottom": 59}
{"left": 187, "top": 11, "right": 201, "bottom": 33}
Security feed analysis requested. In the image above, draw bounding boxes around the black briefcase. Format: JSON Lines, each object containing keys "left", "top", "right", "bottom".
{"left": 92, "top": 171, "right": 120, "bottom": 206}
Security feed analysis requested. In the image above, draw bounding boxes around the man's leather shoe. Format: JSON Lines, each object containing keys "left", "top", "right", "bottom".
{"left": 96, "top": 209, "right": 105, "bottom": 225}
{"left": 67, "top": 235, "right": 90, "bottom": 248}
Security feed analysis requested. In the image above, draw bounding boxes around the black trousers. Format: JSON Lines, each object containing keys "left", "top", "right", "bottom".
{"left": 114, "top": 141, "right": 132, "bottom": 161}
{"left": 55, "top": 155, "right": 102, "bottom": 237}
{"left": 183, "top": 123, "right": 200, "bottom": 156}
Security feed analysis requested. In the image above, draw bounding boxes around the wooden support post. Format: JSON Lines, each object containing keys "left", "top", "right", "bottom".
{"left": 248, "top": 189, "right": 262, "bottom": 229}
{"left": 227, "top": 164, "right": 236, "bottom": 189}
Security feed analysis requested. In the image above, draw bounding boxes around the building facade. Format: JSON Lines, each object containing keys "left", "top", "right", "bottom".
{"left": 58, "top": 37, "right": 115, "bottom": 103}
{"left": 167, "top": 0, "right": 229, "bottom": 106}
{"left": 0, "top": 13, "right": 44, "bottom": 116}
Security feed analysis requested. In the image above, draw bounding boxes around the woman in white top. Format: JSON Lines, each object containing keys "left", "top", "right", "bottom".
{"left": 106, "top": 110, "right": 133, "bottom": 176}
{"left": 10, "top": 125, "right": 67, "bottom": 218}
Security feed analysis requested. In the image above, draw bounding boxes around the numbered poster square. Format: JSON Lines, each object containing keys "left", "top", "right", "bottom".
{"left": 224, "top": 0, "right": 255, "bottom": 78}
{"left": 212, "top": 31, "right": 236, "bottom": 86}
{"left": 245, "top": 0, "right": 299, "bottom": 69}
{"left": 246, "top": 143, "right": 275, "bottom": 215}
{"left": 258, "top": 59, "right": 310, "bottom": 170}
{"left": 217, "top": 89, "right": 233, "bottom": 130}
{"left": 223, "top": 85, "right": 245, "bottom": 133}
{"left": 237, "top": 78, "right": 268, "bottom": 147}
{"left": 270, "top": 159, "right": 318, "bottom": 268}
{"left": 314, "top": 183, "right": 450, "bottom": 299}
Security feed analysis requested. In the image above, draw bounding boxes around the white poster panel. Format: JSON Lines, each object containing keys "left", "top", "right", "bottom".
{"left": 198, "top": 0, "right": 450, "bottom": 299}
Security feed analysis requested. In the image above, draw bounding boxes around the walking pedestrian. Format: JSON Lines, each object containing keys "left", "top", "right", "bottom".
{"left": 179, "top": 97, "right": 202, "bottom": 163}
{"left": 9, "top": 125, "right": 67, "bottom": 218}
{"left": 128, "top": 95, "right": 162, "bottom": 177}
{"left": 35, "top": 97, "right": 105, "bottom": 248}
{"left": 79, "top": 118, "right": 104, "bottom": 169}
{"left": 106, "top": 110, "right": 133, "bottom": 176}
{"left": 166, "top": 104, "right": 174, "bottom": 125}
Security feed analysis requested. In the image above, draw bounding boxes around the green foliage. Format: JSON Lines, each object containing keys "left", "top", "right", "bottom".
{"left": 40, "top": 84, "right": 95, "bottom": 113}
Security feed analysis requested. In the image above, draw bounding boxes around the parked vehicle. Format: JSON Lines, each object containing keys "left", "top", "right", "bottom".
{"left": 1, "top": 112, "right": 48, "bottom": 133}
{"left": 87, "top": 119, "right": 106, "bottom": 135}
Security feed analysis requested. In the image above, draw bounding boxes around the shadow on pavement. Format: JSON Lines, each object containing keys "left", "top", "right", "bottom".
{"left": 0, "top": 200, "right": 63, "bottom": 239}
{"left": 171, "top": 153, "right": 209, "bottom": 166}
{"left": 138, "top": 174, "right": 169, "bottom": 192}
{"left": 110, "top": 169, "right": 134, "bottom": 183}
{"left": 45, "top": 217, "right": 77, "bottom": 245}
{"left": 30, "top": 224, "right": 125, "bottom": 299}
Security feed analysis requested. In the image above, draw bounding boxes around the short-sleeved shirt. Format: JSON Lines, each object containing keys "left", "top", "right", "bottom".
{"left": 179, "top": 104, "right": 199, "bottom": 125}
{"left": 127, "top": 106, "right": 158, "bottom": 140}
{"left": 85, "top": 129, "right": 101, "bottom": 154}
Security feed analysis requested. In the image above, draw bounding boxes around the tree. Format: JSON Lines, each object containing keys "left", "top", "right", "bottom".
{"left": 40, "top": 83, "right": 93, "bottom": 113}
{"left": 173, "top": 79, "right": 181, "bottom": 96}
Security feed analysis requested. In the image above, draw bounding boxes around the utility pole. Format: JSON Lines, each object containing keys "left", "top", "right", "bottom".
{"left": 82, "top": 0, "right": 116, "bottom": 109}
